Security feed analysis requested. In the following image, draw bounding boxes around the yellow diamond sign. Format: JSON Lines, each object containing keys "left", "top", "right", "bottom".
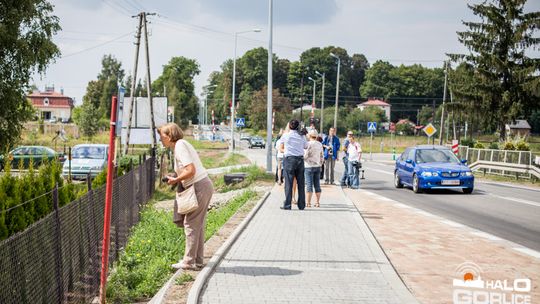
{"left": 423, "top": 123, "right": 437, "bottom": 137}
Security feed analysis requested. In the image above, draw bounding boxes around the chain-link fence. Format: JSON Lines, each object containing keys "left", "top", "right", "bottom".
{"left": 0, "top": 156, "right": 155, "bottom": 304}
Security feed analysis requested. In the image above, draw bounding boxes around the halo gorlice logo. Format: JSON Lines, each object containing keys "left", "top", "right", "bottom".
{"left": 452, "top": 262, "right": 532, "bottom": 304}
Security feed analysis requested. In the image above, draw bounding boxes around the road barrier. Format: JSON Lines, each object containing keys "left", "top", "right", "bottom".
{"left": 459, "top": 146, "right": 539, "bottom": 180}
{"left": 0, "top": 156, "right": 155, "bottom": 304}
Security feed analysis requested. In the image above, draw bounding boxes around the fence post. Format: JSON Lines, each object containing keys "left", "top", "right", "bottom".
{"left": 52, "top": 183, "right": 64, "bottom": 304}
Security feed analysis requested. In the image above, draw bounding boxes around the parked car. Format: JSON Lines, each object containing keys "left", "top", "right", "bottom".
{"left": 61, "top": 117, "right": 70, "bottom": 123}
{"left": 62, "top": 144, "right": 108, "bottom": 179}
{"left": 394, "top": 145, "right": 474, "bottom": 194}
{"left": 48, "top": 116, "right": 58, "bottom": 123}
{"left": 0, "top": 146, "right": 65, "bottom": 171}
{"left": 249, "top": 136, "right": 265, "bottom": 149}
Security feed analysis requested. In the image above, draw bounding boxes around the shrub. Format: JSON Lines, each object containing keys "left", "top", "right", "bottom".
{"left": 502, "top": 141, "right": 516, "bottom": 150}
{"left": 488, "top": 142, "right": 499, "bottom": 150}
{"left": 515, "top": 140, "right": 530, "bottom": 151}
{"left": 474, "top": 142, "right": 485, "bottom": 149}
{"left": 461, "top": 138, "right": 475, "bottom": 148}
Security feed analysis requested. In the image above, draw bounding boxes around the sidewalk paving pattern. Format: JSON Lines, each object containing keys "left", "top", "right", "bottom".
{"left": 199, "top": 185, "right": 417, "bottom": 303}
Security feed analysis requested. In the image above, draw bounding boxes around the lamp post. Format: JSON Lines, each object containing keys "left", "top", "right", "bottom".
{"left": 308, "top": 76, "right": 316, "bottom": 125}
{"left": 266, "top": 0, "right": 273, "bottom": 173}
{"left": 315, "top": 71, "right": 325, "bottom": 132}
{"left": 330, "top": 52, "right": 341, "bottom": 130}
{"left": 231, "top": 28, "right": 261, "bottom": 153}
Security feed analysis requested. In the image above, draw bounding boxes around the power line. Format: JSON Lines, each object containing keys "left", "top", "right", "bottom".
{"left": 59, "top": 31, "right": 135, "bottom": 59}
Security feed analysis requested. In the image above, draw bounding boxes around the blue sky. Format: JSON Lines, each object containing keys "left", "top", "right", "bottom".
{"left": 33, "top": 0, "right": 540, "bottom": 105}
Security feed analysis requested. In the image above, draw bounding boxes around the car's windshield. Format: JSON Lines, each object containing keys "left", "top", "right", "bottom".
{"left": 72, "top": 146, "right": 106, "bottom": 159}
{"left": 416, "top": 149, "right": 460, "bottom": 164}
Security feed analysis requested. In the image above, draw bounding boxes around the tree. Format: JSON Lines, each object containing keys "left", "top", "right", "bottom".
{"left": 76, "top": 102, "right": 100, "bottom": 137}
{"left": 248, "top": 87, "right": 291, "bottom": 131}
{"left": 449, "top": 0, "right": 540, "bottom": 140}
{"left": 345, "top": 107, "right": 387, "bottom": 133}
{"left": 82, "top": 55, "right": 125, "bottom": 118}
{"left": 153, "top": 56, "right": 200, "bottom": 126}
{"left": 0, "top": 0, "right": 60, "bottom": 151}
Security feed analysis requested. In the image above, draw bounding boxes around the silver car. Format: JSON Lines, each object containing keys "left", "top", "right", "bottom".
{"left": 62, "top": 144, "right": 108, "bottom": 179}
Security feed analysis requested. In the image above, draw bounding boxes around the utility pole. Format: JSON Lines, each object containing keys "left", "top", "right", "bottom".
{"left": 266, "top": 0, "right": 273, "bottom": 172}
{"left": 124, "top": 13, "right": 143, "bottom": 155}
{"left": 439, "top": 61, "right": 448, "bottom": 145}
{"left": 316, "top": 71, "right": 325, "bottom": 133}
{"left": 143, "top": 12, "right": 157, "bottom": 149}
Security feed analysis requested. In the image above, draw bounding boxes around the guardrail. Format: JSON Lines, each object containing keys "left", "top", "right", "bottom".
{"left": 459, "top": 146, "right": 539, "bottom": 180}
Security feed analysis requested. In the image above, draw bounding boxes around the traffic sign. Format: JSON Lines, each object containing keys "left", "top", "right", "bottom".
{"left": 236, "top": 117, "right": 245, "bottom": 127}
{"left": 423, "top": 123, "right": 437, "bottom": 137}
{"left": 367, "top": 122, "right": 377, "bottom": 133}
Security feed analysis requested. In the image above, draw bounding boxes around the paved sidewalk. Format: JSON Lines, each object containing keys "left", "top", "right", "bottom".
{"left": 199, "top": 184, "right": 418, "bottom": 304}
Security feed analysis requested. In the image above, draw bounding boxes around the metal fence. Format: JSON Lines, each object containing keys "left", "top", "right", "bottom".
{"left": 458, "top": 146, "right": 537, "bottom": 179}
{"left": 0, "top": 156, "right": 155, "bottom": 304}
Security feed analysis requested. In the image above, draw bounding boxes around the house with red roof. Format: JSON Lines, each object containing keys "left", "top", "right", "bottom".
{"left": 28, "top": 86, "right": 74, "bottom": 121}
{"left": 357, "top": 98, "right": 391, "bottom": 121}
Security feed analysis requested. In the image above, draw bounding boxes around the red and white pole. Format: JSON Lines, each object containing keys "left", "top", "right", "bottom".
{"left": 452, "top": 139, "right": 459, "bottom": 155}
{"left": 99, "top": 96, "right": 118, "bottom": 303}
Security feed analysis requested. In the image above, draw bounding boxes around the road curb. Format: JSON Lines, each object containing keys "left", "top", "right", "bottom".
{"left": 185, "top": 189, "right": 272, "bottom": 304}
{"left": 340, "top": 187, "right": 419, "bottom": 304}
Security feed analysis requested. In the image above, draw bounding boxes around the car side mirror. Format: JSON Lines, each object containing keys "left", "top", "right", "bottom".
{"left": 461, "top": 159, "right": 467, "bottom": 164}
{"left": 405, "top": 159, "right": 412, "bottom": 164}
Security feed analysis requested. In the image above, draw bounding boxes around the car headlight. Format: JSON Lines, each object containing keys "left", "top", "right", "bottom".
{"left": 421, "top": 172, "right": 432, "bottom": 177}
{"left": 462, "top": 171, "right": 473, "bottom": 176}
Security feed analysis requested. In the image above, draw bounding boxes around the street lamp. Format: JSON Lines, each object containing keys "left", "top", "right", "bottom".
{"left": 315, "top": 70, "right": 325, "bottom": 132}
{"left": 231, "top": 28, "right": 261, "bottom": 152}
{"left": 330, "top": 52, "right": 341, "bottom": 130}
{"left": 308, "top": 76, "right": 316, "bottom": 127}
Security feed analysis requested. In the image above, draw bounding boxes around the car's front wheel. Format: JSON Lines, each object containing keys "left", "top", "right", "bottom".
{"left": 463, "top": 187, "right": 473, "bottom": 194}
{"left": 394, "top": 171, "right": 403, "bottom": 188}
{"left": 412, "top": 174, "right": 422, "bottom": 193}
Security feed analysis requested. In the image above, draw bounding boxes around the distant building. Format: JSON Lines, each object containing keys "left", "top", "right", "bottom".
{"left": 357, "top": 98, "right": 391, "bottom": 121}
{"left": 28, "top": 86, "right": 74, "bottom": 121}
{"left": 505, "top": 120, "right": 531, "bottom": 138}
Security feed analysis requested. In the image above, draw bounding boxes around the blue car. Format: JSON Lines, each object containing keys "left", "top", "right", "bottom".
{"left": 394, "top": 145, "right": 474, "bottom": 194}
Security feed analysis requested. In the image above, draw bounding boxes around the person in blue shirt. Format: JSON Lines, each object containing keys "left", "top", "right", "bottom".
{"left": 279, "top": 119, "right": 308, "bottom": 210}
{"left": 322, "top": 127, "right": 341, "bottom": 185}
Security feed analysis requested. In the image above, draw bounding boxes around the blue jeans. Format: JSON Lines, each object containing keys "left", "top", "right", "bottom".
{"left": 347, "top": 160, "right": 360, "bottom": 189}
{"left": 340, "top": 157, "right": 350, "bottom": 186}
{"left": 304, "top": 167, "right": 321, "bottom": 193}
{"left": 283, "top": 156, "right": 306, "bottom": 210}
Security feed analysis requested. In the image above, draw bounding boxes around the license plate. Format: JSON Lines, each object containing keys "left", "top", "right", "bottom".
{"left": 441, "top": 180, "right": 460, "bottom": 185}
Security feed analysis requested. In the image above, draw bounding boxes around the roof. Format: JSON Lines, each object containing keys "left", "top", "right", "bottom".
{"left": 505, "top": 120, "right": 531, "bottom": 129}
{"left": 359, "top": 99, "right": 390, "bottom": 107}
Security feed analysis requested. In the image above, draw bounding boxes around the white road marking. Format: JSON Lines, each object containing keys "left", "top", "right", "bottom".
{"left": 488, "top": 194, "right": 540, "bottom": 208}
{"left": 512, "top": 247, "right": 540, "bottom": 259}
{"left": 470, "top": 231, "right": 502, "bottom": 241}
{"left": 368, "top": 168, "right": 394, "bottom": 176}
{"left": 441, "top": 220, "right": 466, "bottom": 228}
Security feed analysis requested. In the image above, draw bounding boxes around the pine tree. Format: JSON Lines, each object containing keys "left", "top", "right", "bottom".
{"left": 449, "top": 0, "right": 540, "bottom": 140}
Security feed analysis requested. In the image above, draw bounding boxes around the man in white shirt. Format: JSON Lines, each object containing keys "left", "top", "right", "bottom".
{"left": 279, "top": 119, "right": 308, "bottom": 210}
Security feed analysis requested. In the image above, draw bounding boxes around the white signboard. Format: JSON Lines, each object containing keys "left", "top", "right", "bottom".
{"left": 120, "top": 97, "right": 168, "bottom": 145}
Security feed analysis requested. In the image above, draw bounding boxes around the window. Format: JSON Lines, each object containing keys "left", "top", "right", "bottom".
{"left": 407, "top": 149, "right": 416, "bottom": 162}
{"left": 401, "top": 149, "right": 409, "bottom": 161}
{"left": 43, "top": 98, "right": 49, "bottom": 106}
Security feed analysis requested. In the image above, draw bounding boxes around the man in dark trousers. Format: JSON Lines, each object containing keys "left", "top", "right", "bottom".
{"left": 279, "top": 119, "right": 308, "bottom": 210}
{"left": 322, "top": 127, "right": 340, "bottom": 185}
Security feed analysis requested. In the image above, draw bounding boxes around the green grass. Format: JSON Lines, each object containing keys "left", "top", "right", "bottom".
{"left": 106, "top": 189, "right": 258, "bottom": 303}
{"left": 474, "top": 172, "right": 539, "bottom": 187}
{"left": 186, "top": 138, "right": 228, "bottom": 150}
{"left": 201, "top": 152, "right": 250, "bottom": 169}
{"left": 174, "top": 273, "right": 194, "bottom": 286}
{"left": 211, "top": 165, "right": 274, "bottom": 193}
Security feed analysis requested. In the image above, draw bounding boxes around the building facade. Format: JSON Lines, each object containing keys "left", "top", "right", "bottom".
{"left": 357, "top": 99, "right": 391, "bottom": 121}
{"left": 28, "top": 86, "right": 74, "bottom": 121}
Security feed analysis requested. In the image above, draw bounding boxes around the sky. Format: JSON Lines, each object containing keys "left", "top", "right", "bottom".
{"left": 33, "top": 0, "right": 540, "bottom": 106}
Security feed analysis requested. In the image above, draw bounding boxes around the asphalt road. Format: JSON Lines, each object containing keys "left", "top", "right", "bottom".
{"left": 240, "top": 146, "right": 540, "bottom": 252}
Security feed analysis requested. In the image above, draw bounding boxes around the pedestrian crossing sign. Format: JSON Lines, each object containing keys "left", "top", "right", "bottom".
{"left": 367, "top": 122, "right": 377, "bottom": 133}
{"left": 236, "top": 118, "right": 245, "bottom": 127}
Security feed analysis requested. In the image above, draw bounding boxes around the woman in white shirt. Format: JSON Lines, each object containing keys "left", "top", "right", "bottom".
{"left": 159, "top": 123, "right": 214, "bottom": 270}
{"left": 304, "top": 129, "right": 324, "bottom": 207}
{"left": 346, "top": 132, "right": 362, "bottom": 189}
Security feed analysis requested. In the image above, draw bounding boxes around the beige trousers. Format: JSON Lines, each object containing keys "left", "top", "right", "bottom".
{"left": 173, "top": 176, "right": 214, "bottom": 266}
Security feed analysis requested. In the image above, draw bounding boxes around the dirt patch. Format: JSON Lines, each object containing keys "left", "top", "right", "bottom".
{"left": 160, "top": 183, "right": 272, "bottom": 304}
